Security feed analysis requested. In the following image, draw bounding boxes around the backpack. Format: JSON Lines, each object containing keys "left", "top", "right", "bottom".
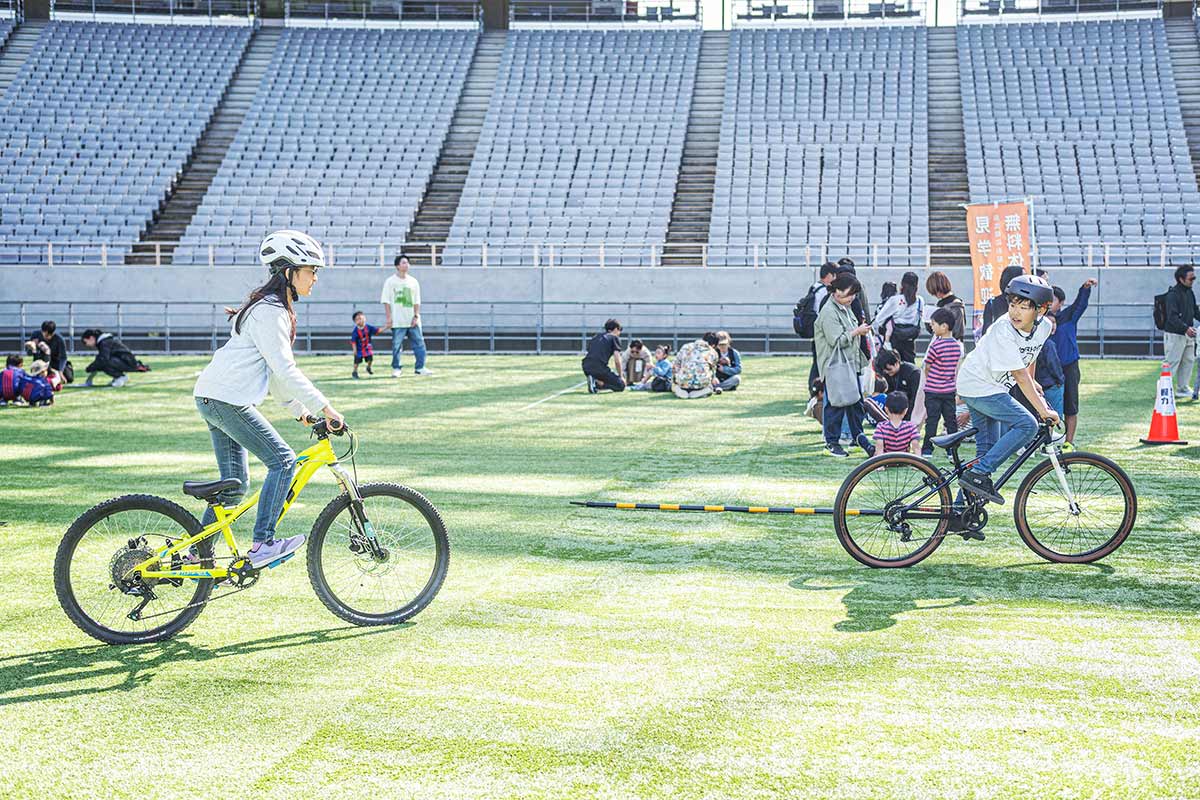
{"left": 1153, "top": 290, "right": 1169, "bottom": 332}
{"left": 793, "top": 284, "right": 821, "bottom": 338}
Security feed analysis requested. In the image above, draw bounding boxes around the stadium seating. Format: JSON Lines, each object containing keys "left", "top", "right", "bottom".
{"left": 441, "top": 30, "right": 698, "bottom": 267}
{"left": 708, "top": 26, "right": 930, "bottom": 267}
{"left": 0, "top": 21, "right": 250, "bottom": 264}
{"left": 959, "top": 18, "right": 1200, "bottom": 266}
{"left": 174, "top": 28, "right": 476, "bottom": 266}
{"left": 0, "top": 19, "right": 13, "bottom": 49}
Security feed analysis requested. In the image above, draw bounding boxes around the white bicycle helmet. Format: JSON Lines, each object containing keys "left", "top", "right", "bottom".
{"left": 259, "top": 230, "right": 325, "bottom": 275}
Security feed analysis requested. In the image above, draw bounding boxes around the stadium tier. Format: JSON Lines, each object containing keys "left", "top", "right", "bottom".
{"left": 708, "top": 26, "right": 929, "bottom": 268}
{"left": 174, "top": 28, "right": 477, "bottom": 267}
{"left": 0, "top": 21, "right": 250, "bottom": 264}
{"left": 959, "top": 18, "right": 1200, "bottom": 266}
{"left": 442, "top": 30, "right": 699, "bottom": 266}
{"left": 1, "top": 16, "right": 1200, "bottom": 266}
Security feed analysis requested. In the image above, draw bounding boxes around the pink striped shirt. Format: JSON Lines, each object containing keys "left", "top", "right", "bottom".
{"left": 923, "top": 336, "right": 962, "bottom": 395}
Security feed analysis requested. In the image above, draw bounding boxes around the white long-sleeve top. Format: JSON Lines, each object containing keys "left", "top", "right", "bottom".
{"left": 872, "top": 294, "right": 925, "bottom": 334}
{"left": 194, "top": 296, "right": 328, "bottom": 418}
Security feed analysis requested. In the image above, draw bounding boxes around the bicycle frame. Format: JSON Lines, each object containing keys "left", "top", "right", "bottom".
{"left": 131, "top": 435, "right": 361, "bottom": 582}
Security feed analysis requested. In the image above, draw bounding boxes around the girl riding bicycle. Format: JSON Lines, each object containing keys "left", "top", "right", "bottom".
{"left": 956, "top": 273, "right": 1060, "bottom": 504}
{"left": 193, "top": 230, "right": 345, "bottom": 568}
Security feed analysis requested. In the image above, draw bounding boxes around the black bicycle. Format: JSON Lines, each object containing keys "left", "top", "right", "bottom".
{"left": 833, "top": 421, "right": 1136, "bottom": 568}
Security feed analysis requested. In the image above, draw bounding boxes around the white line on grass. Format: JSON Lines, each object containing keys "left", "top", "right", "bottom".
{"left": 521, "top": 381, "right": 586, "bottom": 410}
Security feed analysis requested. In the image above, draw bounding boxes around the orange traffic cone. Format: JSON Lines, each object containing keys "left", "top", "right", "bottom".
{"left": 1141, "top": 363, "right": 1188, "bottom": 445}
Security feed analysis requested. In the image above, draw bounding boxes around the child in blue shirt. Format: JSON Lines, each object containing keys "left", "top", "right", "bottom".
{"left": 350, "top": 310, "right": 381, "bottom": 379}
{"left": 632, "top": 345, "right": 673, "bottom": 392}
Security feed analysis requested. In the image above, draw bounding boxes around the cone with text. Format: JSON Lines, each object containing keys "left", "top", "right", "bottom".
{"left": 1140, "top": 363, "right": 1188, "bottom": 445}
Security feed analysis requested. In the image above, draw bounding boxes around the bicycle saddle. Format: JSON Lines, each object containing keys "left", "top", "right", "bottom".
{"left": 182, "top": 478, "right": 243, "bottom": 503}
{"left": 931, "top": 426, "right": 978, "bottom": 450}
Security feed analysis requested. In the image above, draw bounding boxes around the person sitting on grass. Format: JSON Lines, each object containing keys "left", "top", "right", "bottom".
{"left": 350, "top": 310, "right": 381, "bottom": 380}
{"left": 874, "top": 348, "right": 920, "bottom": 421}
{"left": 80, "top": 328, "right": 147, "bottom": 388}
{"left": 582, "top": 319, "right": 625, "bottom": 393}
{"left": 956, "top": 274, "right": 1060, "bottom": 505}
{"left": 672, "top": 332, "right": 721, "bottom": 399}
{"left": 873, "top": 391, "right": 920, "bottom": 456}
{"left": 715, "top": 331, "right": 742, "bottom": 392}
{"left": 631, "top": 345, "right": 673, "bottom": 392}
{"left": 21, "top": 360, "right": 55, "bottom": 406}
{"left": 1, "top": 354, "right": 28, "bottom": 405}
{"left": 622, "top": 339, "right": 652, "bottom": 387}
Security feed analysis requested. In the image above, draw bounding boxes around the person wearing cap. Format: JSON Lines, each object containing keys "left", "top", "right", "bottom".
{"left": 955, "top": 274, "right": 1060, "bottom": 510}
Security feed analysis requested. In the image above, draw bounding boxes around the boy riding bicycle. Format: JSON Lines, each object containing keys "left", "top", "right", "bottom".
{"left": 956, "top": 274, "right": 1060, "bottom": 504}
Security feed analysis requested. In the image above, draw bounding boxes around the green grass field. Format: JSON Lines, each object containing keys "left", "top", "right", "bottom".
{"left": 2, "top": 355, "right": 1199, "bottom": 799}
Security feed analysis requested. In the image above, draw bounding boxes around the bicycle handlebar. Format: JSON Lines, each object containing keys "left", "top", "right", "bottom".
{"left": 310, "top": 417, "right": 349, "bottom": 438}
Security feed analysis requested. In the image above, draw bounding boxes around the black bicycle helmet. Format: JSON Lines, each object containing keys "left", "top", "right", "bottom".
{"left": 1005, "top": 274, "right": 1053, "bottom": 307}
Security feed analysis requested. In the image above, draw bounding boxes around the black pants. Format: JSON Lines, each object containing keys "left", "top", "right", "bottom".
{"left": 1062, "top": 360, "right": 1080, "bottom": 416}
{"left": 354, "top": 354, "right": 373, "bottom": 366}
{"left": 86, "top": 356, "right": 127, "bottom": 379}
{"left": 650, "top": 376, "right": 670, "bottom": 392}
{"left": 922, "top": 392, "right": 958, "bottom": 454}
{"left": 582, "top": 362, "right": 625, "bottom": 392}
{"left": 891, "top": 333, "right": 918, "bottom": 365}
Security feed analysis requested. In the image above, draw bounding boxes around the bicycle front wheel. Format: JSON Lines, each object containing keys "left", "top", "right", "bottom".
{"left": 1013, "top": 452, "right": 1137, "bottom": 563}
{"left": 834, "top": 454, "right": 953, "bottom": 568}
{"left": 308, "top": 482, "right": 449, "bottom": 626}
{"left": 54, "top": 494, "right": 214, "bottom": 645}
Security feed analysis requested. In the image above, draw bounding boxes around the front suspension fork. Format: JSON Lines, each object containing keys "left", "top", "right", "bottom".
{"left": 328, "top": 463, "right": 385, "bottom": 557}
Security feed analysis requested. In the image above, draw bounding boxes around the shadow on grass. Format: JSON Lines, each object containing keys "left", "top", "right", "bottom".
{"left": 0, "top": 624, "right": 402, "bottom": 708}
{"left": 791, "top": 560, "right": 1120, "bottom": 634}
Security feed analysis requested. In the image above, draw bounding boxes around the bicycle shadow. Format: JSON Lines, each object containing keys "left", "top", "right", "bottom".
{"left": 0, "top": 624, "right": 403, "bottom": 708}
{"left": 791, "top": 560, "right": 1119, "bottom": 634}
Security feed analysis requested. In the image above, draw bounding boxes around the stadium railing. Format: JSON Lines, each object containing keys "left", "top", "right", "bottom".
{"left": 0, "top": 299, "right": 1164, "bottom": 357}
{"left": 49, "top": 0, "right": 259, "bottom": 20}
{"left": 2, "top": 240, "right": 1199, "bottom": 269}
{"left": 284, "top": 0, "right": 481, "bottom": 25}
{"left": 2, "top": 0, "right": 20, "bottom": 21}
{"left": 957, "top": 0, "right": 1162, "bottom": 19}
{"left": 508, "top": 0, "right": 700, "bottom": 26}
{"left": 730, "top": 0, "right": 926, "bottom": 24}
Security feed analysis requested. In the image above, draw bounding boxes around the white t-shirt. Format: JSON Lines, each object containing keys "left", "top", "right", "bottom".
{"left": 380, "top": 274, "right": 421, "bottom": 328}
{"left": 957, "top": 316, "right": 1052, "bottom": 398}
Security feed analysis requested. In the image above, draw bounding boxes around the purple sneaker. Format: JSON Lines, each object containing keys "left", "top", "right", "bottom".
{"left": 247, "top": 535, "right": 306, "bottom": 568}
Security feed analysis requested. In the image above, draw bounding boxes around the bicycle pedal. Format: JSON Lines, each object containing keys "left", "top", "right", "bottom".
{"left": 959, "top": 531, "right": 986, "bottom": 542}
{"left": 266, "top": 553, "right": 295, "bottom": 569}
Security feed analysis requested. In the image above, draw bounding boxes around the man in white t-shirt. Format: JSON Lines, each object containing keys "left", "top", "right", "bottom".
{"left": 380, "top": 254, "right": 431, "bottom": 377}
{"left": 956, "top": 274, "right": 1060, "bottom": 506}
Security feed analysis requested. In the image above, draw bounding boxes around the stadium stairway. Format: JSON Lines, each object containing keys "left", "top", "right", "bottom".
{"left": 662, "top": 30, "right": 729, "bottom": 267}
{"left": 128, "top": 26, "right": 280, "bottom": 265}
{"left": 1165, "top": 18, "right": 1200, "bottom": 193}
{"left": 0, "top": 21, "right": 47, "bottom": 96}
{"left": 405, "top": 30, "right": 506, "bottom": 265}
{"left": 925, "top": 26, "right": 971, "bottom": 267}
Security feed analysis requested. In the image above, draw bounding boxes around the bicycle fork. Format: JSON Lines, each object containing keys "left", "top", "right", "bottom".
{"left": 328, "top": 463, "right": 388, "bottom": 560}
{"left": 1046, "top": 450, "right": 1081, "bottom": 516}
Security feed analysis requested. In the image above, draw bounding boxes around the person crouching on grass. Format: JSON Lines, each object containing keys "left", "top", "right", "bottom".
{"left": 955, "top": 274, "right": 1060, "bottom": 505}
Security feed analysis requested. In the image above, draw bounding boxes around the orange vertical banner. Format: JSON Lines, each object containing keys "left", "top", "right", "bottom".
{"left": 965, "top": 201, "right": 1032, "bottom": 311}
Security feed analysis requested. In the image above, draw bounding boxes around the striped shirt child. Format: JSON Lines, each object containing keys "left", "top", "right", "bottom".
{"left": 874, "top": 418, "right": 920, "bottom": 454}
{"left": 923, "top": 335, "right": 963, "bottom": 395}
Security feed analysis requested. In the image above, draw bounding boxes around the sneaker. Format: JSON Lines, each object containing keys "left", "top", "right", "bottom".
{"left": 415, "top": 367, "right": 433, "bottom": 375}
{"left": 366, "top": 364, "right": 373, "bottom": 375}
{"left": 960, "top": 470, "right": 1004, "bottom": 505}
{"left": 246, "top": 535, "right": 306, "bottom": 569}
{"left": 111, "top": 375, "right": 129, "bottom": 388}
{"left": 586, "top": 375, "right": 598, "bottom": 394}
{"left": 352, "top": 370, "right": 360, "bottom": 380}
{"left": 921, "top": 450, "right": 934, "bottom": 458}
{"left": 713, "top": 386, "right": 723, "bottom": 395}
{"left": 392, "top": 369, "right": 402, "bottom": 378}
{"left": 855, "top": 434, "right": 873, "bottom": 457}
{"left": 823, "top": 444, "right": 849, "bottom": 458}
{"left": 1061, "top": 441, "right": 1075, "bottom": 452}
{"left": 84, "top": 374, "right": 95, "bottom": 387}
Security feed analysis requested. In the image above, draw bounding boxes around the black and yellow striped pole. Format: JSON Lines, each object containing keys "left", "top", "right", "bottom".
{"left": 571, "top": 500, "right": 874, "bottom": 516}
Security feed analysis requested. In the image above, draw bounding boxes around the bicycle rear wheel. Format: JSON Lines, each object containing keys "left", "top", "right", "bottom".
{"left": 1013, "top": 452, "right": 1136, "bottom": 563}
{"left": 54, "top": 495, "right": 214, "bottom": 645}
{"left": 308, "top": 482, "right": 449, "bottom": 626}
{"left": 834, "top": 455, "right": 953, "bottom": 568}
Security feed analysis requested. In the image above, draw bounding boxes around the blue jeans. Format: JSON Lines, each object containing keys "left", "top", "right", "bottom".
{"left": 391, "top": 325, "right": 427, "bottom": 371}
{"left": 823, "top": 393, "right": 871, "bottom": 453}
{"left": 196, "top": 397, "right": 296, "bottom": 543}
{"left": 963, "top": 391, "right": 1037, "bottom": 476}
{"left": 1044, "top": 384, "right": 1064, "bottom": 420}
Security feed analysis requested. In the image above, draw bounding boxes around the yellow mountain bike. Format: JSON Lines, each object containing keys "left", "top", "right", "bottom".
{"left": 54, "top": 419, "right": 449, "bottom": 645}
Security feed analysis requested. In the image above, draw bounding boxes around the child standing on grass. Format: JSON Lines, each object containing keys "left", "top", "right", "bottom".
{"left": 873, "top": 392, "right": 920, "bottom": 455}
{"left": 956, "top": 274, "right": 1060, "bottom": 505}
{"left": 350, "top": 310, "right": 381, "bottom": 380}
{"left": 920, "top": 307, "right": 964, "bottom": 456}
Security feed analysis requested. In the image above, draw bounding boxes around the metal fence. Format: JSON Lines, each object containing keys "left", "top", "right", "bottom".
{"left": 284, "top": 0, "right": 480, "bottom": 24}
{"left": 5, "top": 239, "right": 1200, "bottom": 269}
{"left": 957, "top": 0, "right": 1161, "bottom": 18}
{"left": 731, "top": 0, "right": 926, "bottom": 24}
{"left": 50, "top": 0, "right": 260, "bottom": 18}
{"left": 509, "top": 0, "right": 700, "bottom": 25}
{"left": 0, "top": 299, "right": 1166, "bottom": 357}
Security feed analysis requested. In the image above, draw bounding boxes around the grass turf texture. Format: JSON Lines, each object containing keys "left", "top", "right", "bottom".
{"left": 1, "top": 355, "right": 1198, "bottom": 799}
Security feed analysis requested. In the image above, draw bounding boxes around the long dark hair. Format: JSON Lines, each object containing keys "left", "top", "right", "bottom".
{"left": 900, "top": 272, "right": 919, "bottom": 306}
{"left": 231, "top": 272, "right": 297, "bottom": 341}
